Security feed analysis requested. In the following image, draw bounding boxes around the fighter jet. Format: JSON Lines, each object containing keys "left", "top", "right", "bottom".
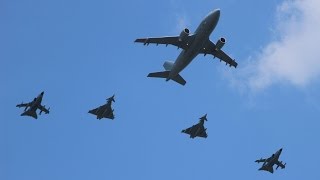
{"left": 88, "top": 95, "right": 115, "bottom": 120}
{"left": 135, "top": 9, "right": 237, "bottom": 85}
{"left": 16, "top": 91, "right": 50, "bottom": 119}
{"left": 181, "top": 114, "right": 208, "bottom": 138}
{"left": 255, "top": 148, "right": 286, "bottom": 173}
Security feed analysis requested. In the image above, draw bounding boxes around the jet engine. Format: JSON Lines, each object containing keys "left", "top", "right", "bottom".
{"left": 179, "top": 28, "right": 190, "bottom": 41}
{"left": 215, "top": 37, "right": 226, "bottom": 51}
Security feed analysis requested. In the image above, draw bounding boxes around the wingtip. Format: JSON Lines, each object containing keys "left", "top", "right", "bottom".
{"left": 233, "top": 60, "right": 238, "bottom": 68}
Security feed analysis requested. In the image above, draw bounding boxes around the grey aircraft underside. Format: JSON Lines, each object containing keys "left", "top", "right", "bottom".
{"left": 182, "top": 114, "right": 208, "bottom": 138}
{"left": 16, "top": 91, "right": 50, "bottom": 119}
{"left": 88, "top": 95, "right": 115, "bottom": 120}
{"left": 255, "top": 148, "right": 286, "bottom": 173}
{"left": 135, "top": 9, "right": 237, "bottom": 85}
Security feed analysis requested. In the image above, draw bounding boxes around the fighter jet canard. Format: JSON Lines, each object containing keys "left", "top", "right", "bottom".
{"left": 88, "top": 95, "right": 115, "bottom": 120}
{"left": 135, "top": 9, "right": 237, "bottom": 86}
{"left": 255, "top": 148, "right": 286, "bottom": 174}
{"left": 16, "top": 91, "right": 50, "bottom": 119}
{"left": 181, "top": 114, "right": 208, "bottom": 138}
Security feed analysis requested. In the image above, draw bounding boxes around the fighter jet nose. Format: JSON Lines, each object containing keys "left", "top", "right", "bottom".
{"left": 280, "top": 148, "right": 283, "bottom": 151}
{"left": 41, "top": 91, "right": 44, "bottom": 95}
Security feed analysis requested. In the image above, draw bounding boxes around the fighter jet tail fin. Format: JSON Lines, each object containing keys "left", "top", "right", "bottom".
{"left": 147, "top": 71, "right": 186, "bottom": 86}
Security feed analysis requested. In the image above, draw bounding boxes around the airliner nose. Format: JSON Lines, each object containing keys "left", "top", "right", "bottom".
{"left": 211, "top": 9, "right": 220, "bottom": 20}
{"left": 215, "top": 9, "right": 220, "bottom": 15}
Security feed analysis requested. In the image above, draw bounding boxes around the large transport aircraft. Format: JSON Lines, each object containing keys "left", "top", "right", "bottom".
{"left": 135, "top": 9, "right": 237, "bottom": 85}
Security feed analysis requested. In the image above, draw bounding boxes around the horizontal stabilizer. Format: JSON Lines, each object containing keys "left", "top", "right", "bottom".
{"left": 259, "top": 166, "right": 274, "bottom": 173}
{"left": 21, "top": 110, "right": 38, "bottom": 119}
{"left": 147, "top": 71, "right": 170, "bottom": 78}
{"left": 147, "top": 71, "right": 186, "bottom": 86}
{"left": 171, "top": 74, "right": 186, "bottom": 86}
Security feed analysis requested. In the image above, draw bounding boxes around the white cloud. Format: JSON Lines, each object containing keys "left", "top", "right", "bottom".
{"left": 236, "top": 0, "right": 320, "bottom": 91}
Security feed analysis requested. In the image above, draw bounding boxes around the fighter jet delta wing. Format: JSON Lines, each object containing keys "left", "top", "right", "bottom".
{"left": 197, "top": 127, "right": 208, "bottom": 138}
{"left": 135, "top": 34, "right": 196, "bottom": 50}
{"left": 199, "top": 39, "right": 238, "bottom": 68}
{"left": 182, "top": 124, "right": 208, "bottom": 138}
{"left": 88, "top": 105, "right": 114, "bottom": 120}
{"left": 88, "top": 107, "right": 100, "bottom": 116}
{"left": 181, "top": 125, "right": 195, "bottom": 136}
{"left": 104, "top": 109, "right": 115, "bottom": 119}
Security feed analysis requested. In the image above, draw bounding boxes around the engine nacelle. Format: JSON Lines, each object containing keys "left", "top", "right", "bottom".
{"left": 179, "top": 28, "right": 190, "bottom": 41}
{"left": 215, "top": 37, "right": 226, "bottom": 51}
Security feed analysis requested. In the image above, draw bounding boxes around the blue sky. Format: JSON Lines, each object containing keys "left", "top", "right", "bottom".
{"left": 2, "top": 0, "right": 320, "bottom": 179}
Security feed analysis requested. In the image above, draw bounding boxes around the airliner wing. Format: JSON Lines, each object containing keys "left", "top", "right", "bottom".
{"left": 135, "top": 35, "right": 195, "bottom": 50}
{"left": 200, "top": 40, "right": 238, "bottom": 68}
